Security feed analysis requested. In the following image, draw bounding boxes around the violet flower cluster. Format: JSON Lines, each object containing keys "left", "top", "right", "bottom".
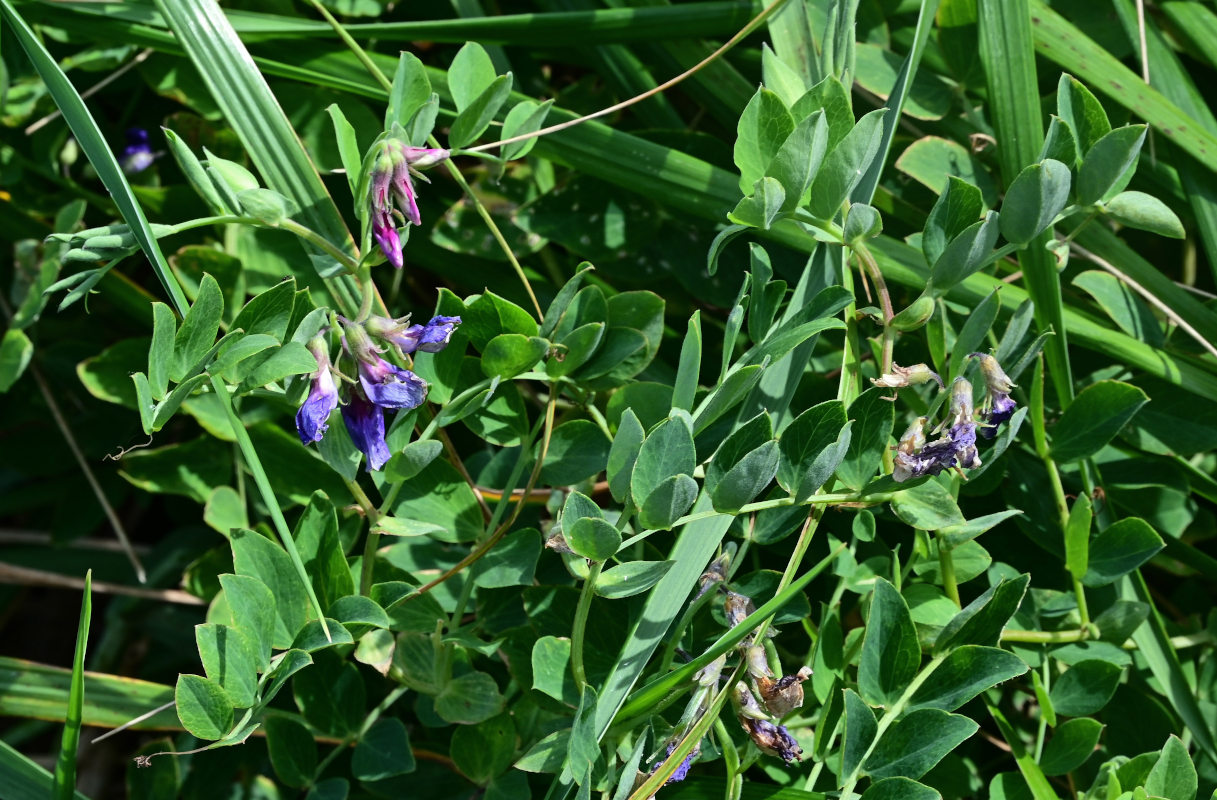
{"left": 368, "top": 137, "right": 450, "bottom": 268}
{"left": 294, "top": 314, "right": 461, "bottom": 471}
{"left": 120, "top": 128, "right": 155, "bottom": 175}
{"left": 889, "top": 353, "right": 1018, "bottom": 482}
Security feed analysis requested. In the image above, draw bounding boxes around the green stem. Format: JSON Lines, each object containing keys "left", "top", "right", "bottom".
{"left": 936, "top": 531, "right": 960, "bottom": 608}
{"left": 280, "top": 218, "right": 362, "bottom": 274}
{"left": 714, "top": 716, "right": 742, "bottom": 800}
{"left": 571, "top": 560, "right": 603, "bottom": 691}
{"left": 1033, "top": 659, "right": 1050, "bottom": 762}
{"left": 754, "top": 508, "right": 821, "bottom": 642}
{"left": 208, "top": 375, "right": 331, "bottom": 641}
{"left": 839, "top": 652, "right": 949, "bottom": 798}
{"left": 347, "top": 476, "right": 383, "bottom": 597}
{"left": 1000, "top": 627, "right": 1090, "bottom": 643}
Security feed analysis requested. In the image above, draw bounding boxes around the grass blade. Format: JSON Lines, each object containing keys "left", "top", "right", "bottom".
{"left": 1123, "top": 571, "right": 1217, "bottom": 763}
{"left": 51, "top": 571, "right": 91, "bottom": 800}
{"left": 0, "top": 656, "right": 177, "bottom": 729}
{"left": 0, "top": 740, "right": 91, "bottom": 800}
{"left": 152, "top": 0, "right": 360, "bottom": 310}
{"left": 978, "top": 0, "right": 1073, "bottom": 408}
{"left": 0, "top": 0, "right": 189, "bottom": 315}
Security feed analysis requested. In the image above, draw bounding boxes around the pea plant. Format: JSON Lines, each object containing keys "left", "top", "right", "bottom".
{"left": 0, "top": 1, "right": 1215, "bottom": 800}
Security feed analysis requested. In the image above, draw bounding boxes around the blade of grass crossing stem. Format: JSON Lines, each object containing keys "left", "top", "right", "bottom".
{"left": 0, "top": 0, "right": 189, "bottom": 316}
{"left": 208, "top": 375, "right": 332, "bottom": 641}
{"left": 0, "top": 740, "right": 90, "bottom": 800}
{"left": 592, "top": 496, "right": 733, "bottom": 739}
{"left": 152, "top": 0, "right": 361, "bottom": 314}
{"left": 615, "top": 542, "right": 846, "bottom": 723}
{"left": 1123, "top": 571, "right": 1217, "bottom": 763}
{"left": 51, "top": 571, "right": 91, "bottom": 800}
{"left": 851, "top": 0, "right": 942, "bottom": 204}
{"left": 986, "top": 701, "right": 1059, "bottom": 800}
{"left": 978, "top": 0, "right": 1074, "bottom": 408}
{"left": 1030, "top": 1, "right": 1217, "bottom": 176}
{"left": 1110, "top": 0, "right": 1217, "bottom": 283}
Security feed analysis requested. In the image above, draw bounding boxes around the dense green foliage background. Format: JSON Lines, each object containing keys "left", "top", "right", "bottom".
{"left": 0, "top": 1, "right": 1216, "bottom": 799}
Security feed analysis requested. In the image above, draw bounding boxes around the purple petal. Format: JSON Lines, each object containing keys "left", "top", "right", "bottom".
{"left": 295, "top": 371, "right": 339, "bottom": 445}
{"left": 358, "top": 358, "right": 428, "bottom": 409}
{"left": 342, "top": 392, "right": 391, "bottom": 471}
{"left": 417, "top": 316, "right": 461, "bottom": 353}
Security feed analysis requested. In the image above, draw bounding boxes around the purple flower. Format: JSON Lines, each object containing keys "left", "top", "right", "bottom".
{"left": 733, "top": 684, "right": 804, "bottom": 764}
{"left": 295, "top": 339, "right": 339, "bottom": 445}
{"left": 652, "top": 741, "right": 697, "bottom": 784}
{"left": 368, "top": 139, "right": 450, "bottom": 268}
{"left": 357, "top": 356, "right": 428, "bottom": 409}
{"left": 120, "top": 128, "right": 155, "bottom": 174}
{"left": 342, "top": 390, "right": 391, "bottom": 471}
{"left": 367, "top": 315, "right": 462, "bottom": 355}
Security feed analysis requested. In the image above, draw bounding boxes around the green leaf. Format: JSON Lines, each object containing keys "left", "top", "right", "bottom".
{"left": 1056, "top": 74, "right": 1111, "bottom": 154}
{"left": 170, "top": 274, "right": 223, "bottom": 382}
{"left": 890, "top": 480, "right": 966, "bottom": 530}
{"left": 230, "top": 278, "right": 296, "bottom": 342}
{"left": 230, "top": 529, "right": 309, "bottom": 649}
{"left": 672, "top": 311, "right": 702, "bottom": 413}
{"left": 1083, "top": 518, "right": 1164, "bottom": 587}
{"left": 1103, "top": 191, "right": 1185, "bottom": 238}
{"left": 329, "top": 596, "right": 390, "bottom": 638}
{"left": 807, "top": 109, "right": 888, "bottom": 219}
{"left": 435, "top": 671, "right": 504, "bottom": 725}
{"left": 1050, "top": 380, "right": 1149, "bottom": 462}
{"left": 999, "top": 159, "right": 1071, "bottom": 245}
{"left": 777, "top": 399, "right": 847, "bottom": 494}
{"left": 632, "top": 414, "right": 696, "bottom": 503}
{"left": 501, "top": 99, "right": 553, "bottom": 162}
{"left": 218, "top": 574, "right": 275, "bottom": 673}
{"left": 0, "top": 328, "right": 34, "bottom": 393}
{"left": 710, "top": 442, "right": 779, "bottom": 513}
{"left": 844, "top": 204, "right": 883, "bottom": 244}
{"left": 1065, "top": 494, "right": 1093, "bottom": 579}
{"left": 734, "top": 88, "right": 796, "bottom": 194}
{"left": 837, "top": 388, "right": 896, "bottom": 491}
{"left": 1072, "top": 270, "right": 1163, "bottom": 346}
{"left": 728, "top": 177, "right": 786, "bottom": 229}
{"left": 865, "top": 708, "right": 978, "bottom": 780}
{"left": 291, "top": 619, "right": 353, "bottom": 652}
{"left": 907, "top": 646, "right": 1028, "bottom": 712}
{"left": 1049, "top": 660, "right": 1121, "bottom": 716}
{"left": 386, "top": 51, "right": 431, "bottom": 130}
{"left": 194, "top": 624, "right": 258, "bottom": 708}
{"left": 842, "top": 688, "right": 877, "bottom": 781}
{"left": 1077, "top": 125, "right": 1147, "bottom": 206}
{"left": 596, "top": 561, "right": 674, "bottom": 599}
{"left": 767, "top": 110, "right": 829, "bottom": 211}
{"left": 448, "top": 42, "right": 497, "bottom": 110}
{"left": 265, "top": 715, "right": 318, "bottom": 789}
{"left": 353, "top": 718, "right": 415, "bottom": 781}
{"left": 481, "top": 333, "right": 548, "bottom": 380}
{"left": 148, "top": 303, "right": 176, "bottom": 401}
{"left": 607, "top": 409, "right": 645, "bottom": 504}
{"left": 474, "top": 529, "right": 540, "bottom": 588}
{"left": 691, "top": 363, "right": 768, "bottom": 434}
{"left": 923, "top": 177, "right": 986, "bottom": 266}
{"left": 637, "top": 475, "right": 699, "bottom": 531}
{"left": 327, "top": 104, "right": 363, "bottom": 199}
{"left": 1039, "top": 717, "right": 1102, "bottom": 776}
{"left": 861, "top": 778, "right": 943, "bottom": 800}
{"left": 1145, "top": 735, "right": 1197, "bottom": 800}
{"left": 538, "top": 420, "right": 611, "bottom": 485}
{"left": 449, "top": 74, "right": 513, "bottom": 148}
{"left": 935, "top": 575, "right": 1030, "bottom": 653}
{"left": 566, "top": 518, "right": 621, "bottom": 562}
{"left": 451, "top": 714, "right": 514, "bottom": 785}
{"left": 463, "top": 291, "right": 539, "bottom": 349}
{"left": 858, "top": 578, "right": 921, "bottom": 706}
{"left": 1040, "top": 115, "right": 1079, "bottom": 167}
{"left": 174, "top": 675, "right": 232, "bottom": 741}
{"left": 385, "top": 439, "right": 443, "bottom": 482}
{"left": 930, "top": 211, "right": 1001, "bottom": 292}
